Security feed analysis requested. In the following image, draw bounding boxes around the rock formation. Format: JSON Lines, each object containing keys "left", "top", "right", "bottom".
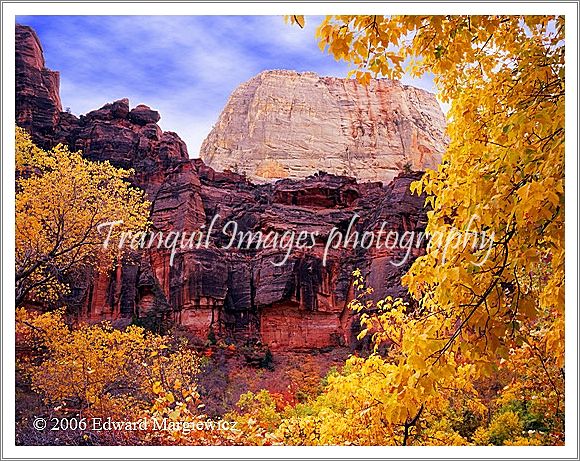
{"left": 15, "top": 24, "right": 432, "bottom": 350}
{"left": 200, "top": 70, "right": 447, "bottom": 183}
{"left": 15, "top": 25, "right": 62, "bottom": 148}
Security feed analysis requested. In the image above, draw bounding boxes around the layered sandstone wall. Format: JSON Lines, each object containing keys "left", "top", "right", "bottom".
{"left": 200, "top": 70, "right": 447, "bottom": 183}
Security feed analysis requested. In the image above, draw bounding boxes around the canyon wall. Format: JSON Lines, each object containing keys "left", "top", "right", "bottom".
{"left": 16, "top": 24, "right": 431, "bottom": 350}
{"left": 200, "top": 70, "right": 446, "bottom": 183}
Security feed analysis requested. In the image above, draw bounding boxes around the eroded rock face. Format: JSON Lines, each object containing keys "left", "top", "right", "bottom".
{"left": 169, "top": 168, "right": 427, "bottom": 350}
{"left": 200, "top": 70, "right": 447, "bottom": 183}
{"left": 16, "top": 25, "right": 431, "bottom": 350}
{"left": 15, "top": 25, "right": 62, "bottom": 148}
{"left": 129, "top": 104, "right": 161, "bottom": 125}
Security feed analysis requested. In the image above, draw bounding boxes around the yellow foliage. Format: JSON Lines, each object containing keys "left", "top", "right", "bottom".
{"left": 275, "top": 15, "right": 565, "bottom": 446}
{"left": 227, "top": 390, "right": 284, "bottom": 445}
{"left": 14, "top": 308, "right": 238, "bottom": 445}
{"left": 472, "top": 411, "right": 522, "bottom": 445}
{"left": 16, "top": 308, "right": 200, "bottom": 414}
{"left": 15, "top": 127, "right": 150, "bottom": 306}
{"left": 305, "top": 13, "right": 564, "bottom": 373}
{"left": 255, "top": 159, "right": 289, "bottom": 179}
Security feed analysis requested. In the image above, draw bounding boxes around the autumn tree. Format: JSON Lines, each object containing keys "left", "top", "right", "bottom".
{"left": 280, "top": 15, "right": 564, "bottom": 445}
{"left": 16, "top": 308, "right": 198, "bottom": 410}
{"left": 16, "top": 308, "right": 207, "bottom": 444}
{"left": 15, "top": 127, "right": 150, "bottom": 306}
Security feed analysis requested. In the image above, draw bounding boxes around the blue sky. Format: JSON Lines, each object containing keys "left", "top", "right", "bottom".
{"left": 16, "top": 16, "right": 438, "bottom": 157}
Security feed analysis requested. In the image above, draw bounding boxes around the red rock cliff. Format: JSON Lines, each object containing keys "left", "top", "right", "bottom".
{"left": 16, "top": 25, "right": 62, "bottom": 147}
{"left": 15, "top": 24, "right": 431, "bottom": 351}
